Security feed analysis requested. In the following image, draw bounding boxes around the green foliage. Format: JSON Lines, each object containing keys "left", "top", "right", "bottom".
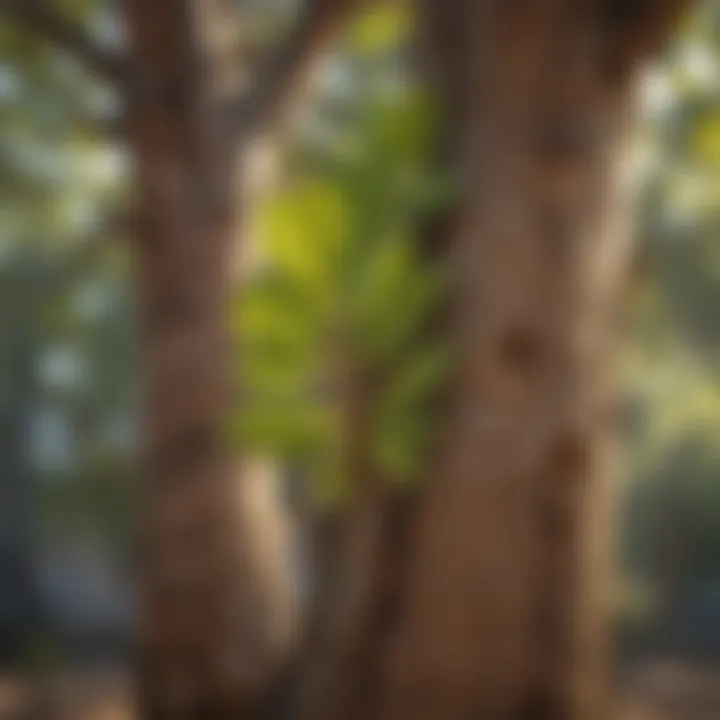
{"left": 348, "top": 5, "right": 410, "bottom": 55}
{"left": 232, "top": 85, "right": 448, "bottom": 507}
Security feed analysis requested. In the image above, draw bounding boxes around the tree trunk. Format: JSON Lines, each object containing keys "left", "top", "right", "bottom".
{"left": 117, "top": 1, "right": 690, "bottom": 718}
{"left": 124, "top": 2, "right": 295, "bottom": 716}
{"left": 375, "top": 2, "right": 643, "bottom": 719}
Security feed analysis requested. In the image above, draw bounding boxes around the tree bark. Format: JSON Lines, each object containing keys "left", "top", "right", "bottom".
{"left": 118, "top": 0, "right": 368, "bottom": 715}
{"left": 124, "top": 2, "right": 297, "bottom": 716}
{"left": 117, "top": 0, "right": 692, "bottom": 717}
{"left": 374, "top": 2, "right": 651, "bottom": 719}
{"left": 253, "top": 1, "right": 692, "bottom": 718}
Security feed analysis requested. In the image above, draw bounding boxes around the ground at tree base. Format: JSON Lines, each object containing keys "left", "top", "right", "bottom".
{"left": 2, "top": 659, "right": 720, "bottom": 720}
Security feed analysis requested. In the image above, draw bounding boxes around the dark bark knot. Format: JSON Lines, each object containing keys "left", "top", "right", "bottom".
{"left": 497, "top": 326, "right": 543, "bottom": 377}
{"left": 534, "top": 121, "right": 601, "bottom": 206}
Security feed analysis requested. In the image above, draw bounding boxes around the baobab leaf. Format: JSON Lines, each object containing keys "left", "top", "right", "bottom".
{"left": 365, "top": 91, "right": 438, "bottom": 170}
{"left": 242, "top": 271, "right": 325, "bottom": 317}
{"left": 241, "top": 349, "right": 319, "bottom": 400}
{"left": 234, "top": 82, "right": 446, "bottom": 503}
{"left": 375, "top": 345, "right": 448, "bottom": 423}
{"left": 230, "top": 402, "right": 331, "bottom": 459}
{"left": 348, "top": 4, "right": 410, "bottom": 55}
{"left": 255, "top": 180, "right": 353, "bottom": 292}
{"left": 234, "top": 280, "right": 325, "bottom": 354}
{"left": 372, "top": 414, "right": 431, "bottom": 482}
{"left": 350, "top": 233, "right": 414, "bottom": 329}
{"left": 365, "top": 265, "right": 446, "bottom": 363}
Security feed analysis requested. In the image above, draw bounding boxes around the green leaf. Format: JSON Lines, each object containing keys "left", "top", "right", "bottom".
{"left": 348, "top": 5, "right": 410, "bottom": 55}
{"left": 377, "top": 345, "right": 448, "bottom": 419}
{"left": 230, "top": 401, "right": 332, "bottom": 459}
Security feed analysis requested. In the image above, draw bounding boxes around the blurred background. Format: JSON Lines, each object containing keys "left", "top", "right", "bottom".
{"left": 0, "top": 1, "right": 719, "bottom": 717}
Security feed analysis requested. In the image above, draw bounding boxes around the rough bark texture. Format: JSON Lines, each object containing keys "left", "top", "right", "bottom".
{"left": 124, "top": 2, "right": 296, "bottom": 717}
{"left": 374, "top": 2, "right": 643, "bottom": 719}
{"left": 253, "top": 1, "right": 690, "bottom": 718}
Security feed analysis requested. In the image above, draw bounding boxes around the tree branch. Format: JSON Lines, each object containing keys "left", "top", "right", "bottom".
{"left": 229, "top": 0, "right": 364, "bottom": 141}
{"left": 606, "top": 0, "right": 695, "bottom": 75}
{"left": 0, "top": 0, "right": 133, "bottom": 86}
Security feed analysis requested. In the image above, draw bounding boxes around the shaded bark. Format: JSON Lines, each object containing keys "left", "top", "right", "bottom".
{"left": 119, "top": 0, "right": 369, "bottom": 713}
{"left": 374, "top": 2, "right": 651, "bottom": 719}
{"left": 124, "top": 2, "right": 295, "bottom": 716}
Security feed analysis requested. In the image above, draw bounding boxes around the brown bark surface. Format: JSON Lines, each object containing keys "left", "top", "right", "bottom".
{"left": 376, "top": 2, "right": 640, "bottom": 719}
{"left": 124, "top": 2, "right": 295, "bottom": 716}
{"left": 115, "top": 1, "right": 692, "bottom": 718}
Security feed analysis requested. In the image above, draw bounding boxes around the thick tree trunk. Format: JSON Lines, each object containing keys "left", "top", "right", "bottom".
{"left": 124, "top": 2, "right": 295, "bottom": 717}
{"left": 375, "top": 2, "right": 642, "bottom": 719}
{"left": 253, "top": 1, "right": 690, "bottom": 717}
{"left": 116, "top": 0, "right": 690, "bottom": 717}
